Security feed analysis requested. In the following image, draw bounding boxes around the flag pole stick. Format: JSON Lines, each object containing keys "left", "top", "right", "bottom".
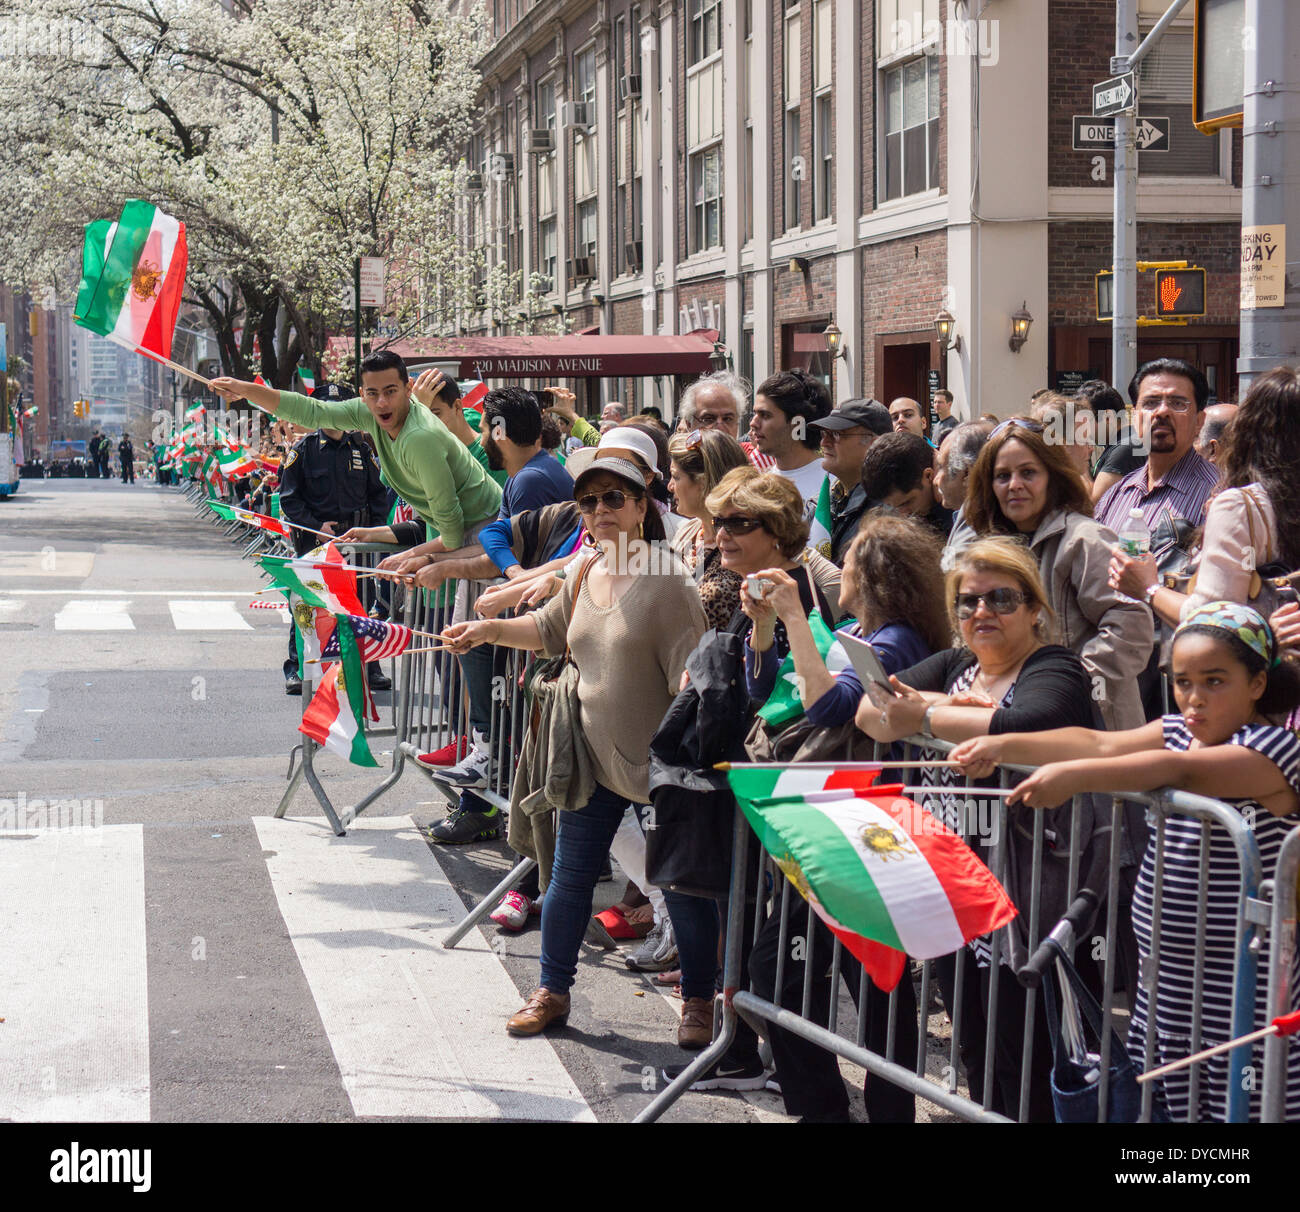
{"left": 306, "top": 643, "right": 453, "bottom": 664}
{"left": 1137, "top": 1011, "right": 1300, "bottom": 1084}
{"left": 714, "top": 760, "right": 960, "bottom": 771}
{"left": 105, "top": 332, "right": 212, "bottom": 387}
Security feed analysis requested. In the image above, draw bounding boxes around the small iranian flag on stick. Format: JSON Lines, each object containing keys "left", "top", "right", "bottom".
{"left": 75, "top": 200, "right": 188, "bottom": 364}
{"left": 295, "top": 366, "right": 316, "bottom": 393}
{"left": 808, "top": 476, "right": 833, "bottom": 559}
{"left": 256, "top": 543, "right": 365, "bottom": 615}
{"left": 727, "top": 764, "right": 1017, "bottom": 991}
{"left": 299, "top": 622, "right": 377, "bottom": 767}
{"left": 207, "top": 500, "right": 291, "bottom": 537}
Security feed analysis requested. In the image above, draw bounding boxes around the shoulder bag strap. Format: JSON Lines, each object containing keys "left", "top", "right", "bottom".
{"left": 562, "top": 550, "right": 596, "bottom": 664}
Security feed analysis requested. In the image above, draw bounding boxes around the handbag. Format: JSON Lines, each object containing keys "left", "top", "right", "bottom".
{"left": 1041, "top": 938, "right": 1167, "bottom": 1123}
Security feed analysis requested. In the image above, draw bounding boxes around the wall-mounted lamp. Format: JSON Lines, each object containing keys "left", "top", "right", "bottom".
{"left": 593, "top": 292, "right": 606, "bottom": 306}
{"left": 788, "top": 256, "right": 810, "bottom": 275}
{"left": 933, "top": 307, "right": 960, "bottom": 354}
{"left": 551, "top": 303, "right": 564, "bottom": 316}
{"left": 822, "top": 321, "right": 846, "bottom": 360}
{"left": 1008, "top": 302, "right": 1033, "bottom": 353}
{"left": 709, "top": 340, "right": 733, "bottom": 373}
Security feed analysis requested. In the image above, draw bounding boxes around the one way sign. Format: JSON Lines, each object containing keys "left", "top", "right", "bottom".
{"left": 1072, "top": 115, "right": 1170, "bottom": 152}
{"left": 1093, "top": 72, "right": 1136, "bottom": 117}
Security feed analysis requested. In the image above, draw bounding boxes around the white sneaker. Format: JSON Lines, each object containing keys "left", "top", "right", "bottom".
{"left": 440, "top": 729, "right": 492, "bottom": 788}
{"left": 625, "top": 916, "right": 679, "bottom": 972}
{"left": 490, "top": 890, "right": 532, "bottom": 931}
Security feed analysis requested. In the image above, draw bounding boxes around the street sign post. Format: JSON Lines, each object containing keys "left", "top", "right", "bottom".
{"left": 1072, "top": 115, "right": 1170, "bottom": 151}
{"left": 1092, "top": 71, "right": 1136, "bottom": 116}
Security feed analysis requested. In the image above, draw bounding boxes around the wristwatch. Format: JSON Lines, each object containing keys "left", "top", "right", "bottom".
{"left": 1143, "top": 582, "right": 1159, "bottom": 603}
{"left": 920, "top": 703, "right": 938, "bottom": 739}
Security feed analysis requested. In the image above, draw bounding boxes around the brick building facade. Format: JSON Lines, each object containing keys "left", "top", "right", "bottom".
{"left": 458, "top": 0, "right": 1243, "bottom": 419}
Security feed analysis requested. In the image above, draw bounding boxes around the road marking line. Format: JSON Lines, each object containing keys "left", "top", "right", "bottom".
{"left": 0, "top": 824, "right": 150, "bottom": 1121}
{"left": 254, "top": 815, "right": 594, "bottom": 1122}
{"left": 0, "top": 598, "right": 21, "bottom": 615}
{"left": 53, "top": 600, "right": 134, "bottom": 630}
{"left": 0, "top": 552, "right": 95, "bottom": 577}
{"left": 167, "top": 600, "right": 253, "bottom": 631}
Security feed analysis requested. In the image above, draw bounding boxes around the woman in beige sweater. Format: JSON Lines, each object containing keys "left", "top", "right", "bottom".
{"left": 442, "top": 455, "right": 706, "bottom": 1036}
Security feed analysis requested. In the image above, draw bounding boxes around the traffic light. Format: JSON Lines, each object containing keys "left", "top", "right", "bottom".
{"left": 1193, "top": 0, "right": 1245, "bottom": 134}
{"left": 1095, "top": 271, "right": 1114, "bottom": 321}
{"left": 1154, "top": 268, "right": 1207, "bottom": 318}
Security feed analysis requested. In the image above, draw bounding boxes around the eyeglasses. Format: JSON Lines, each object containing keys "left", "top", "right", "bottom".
{"left": 695, "top": 413, "right": 737, "bottom": 428}
{"left": 1137, "top": 395, "right": 1194, "bottom": 413}
{"left": 821, "top": 428, "right": 867, "bottom": 443}
{"left": 989, "top": 418, "right": 1044, "bottom": 441}
{"left": 577, "top": 489, "right": 641, "bottom": 514}
{"left": 711, "top": 514, "right": 766, "bottom": 536}
{"left": 954, "top": 588, "right": 1029, "bottom": 619}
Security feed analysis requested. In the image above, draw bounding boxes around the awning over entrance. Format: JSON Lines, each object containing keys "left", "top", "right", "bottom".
{"left": 342, "top": 330, "right": 720, "bottom": 379}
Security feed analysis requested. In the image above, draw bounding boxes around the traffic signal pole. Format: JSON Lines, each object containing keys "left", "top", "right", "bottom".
{"left": 1112, "top": 0, "right": 1140, "bottom": 396}
{"left": 1238, "top": 0, "right": 1300, "bottom": 389}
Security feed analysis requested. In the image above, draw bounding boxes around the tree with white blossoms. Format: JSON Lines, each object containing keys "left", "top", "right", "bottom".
{"left": 0, "top": 0, "right": 513, "bottom": 384}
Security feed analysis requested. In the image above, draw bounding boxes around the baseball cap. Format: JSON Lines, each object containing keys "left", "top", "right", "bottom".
{"left": 565, "top": 426, "right": 663, "bottom": 482}
{"left": 572, "top": 456, "right": 650, "bottom": 497}
{"left": 812, "top": 399, "right": 892, "bottom": 435}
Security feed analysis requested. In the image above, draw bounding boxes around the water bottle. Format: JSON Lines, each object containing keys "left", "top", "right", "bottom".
{"left": 1118, "top": 507, "right": 1151, "bottom": 558}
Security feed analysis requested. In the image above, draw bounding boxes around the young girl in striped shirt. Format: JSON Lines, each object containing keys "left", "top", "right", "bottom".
{"left": 951, "top": 601, "right": 1300, "bottom": 1121}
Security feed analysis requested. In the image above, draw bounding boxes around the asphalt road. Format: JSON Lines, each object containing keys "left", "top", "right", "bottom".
{"left": 0, "top": 477, "right": 797, "bottom": 1123}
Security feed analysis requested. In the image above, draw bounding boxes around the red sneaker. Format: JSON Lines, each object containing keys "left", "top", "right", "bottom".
{"left": 416, "top": 735, "right": 468, "bottom": 767}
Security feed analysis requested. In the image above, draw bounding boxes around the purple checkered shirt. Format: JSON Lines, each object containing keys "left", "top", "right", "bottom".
{"left": 1094, "top": 446, "right": 1219, "bottom": 535}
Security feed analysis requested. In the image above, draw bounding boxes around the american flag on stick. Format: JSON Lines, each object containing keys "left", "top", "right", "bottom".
{"left": 322, "top": 614, "right": 413, "bottom": 663}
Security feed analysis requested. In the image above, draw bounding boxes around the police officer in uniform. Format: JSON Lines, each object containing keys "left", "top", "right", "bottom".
{"left": 279, "top": 381, "right": 395, "bottom": 694}
{"left": 118, "top": 433, "right": 135, "bottom": 483}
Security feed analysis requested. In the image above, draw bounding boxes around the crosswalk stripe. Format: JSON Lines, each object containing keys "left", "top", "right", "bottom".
{"left": 167, "top": 600, "right": 254, "bottom": 630}
{"left": 0, "top": 598, "right": 21, "bottom": 616}
{"left": 254, "top": 815, "right": 595, "bottom": 1122}
{"left": 53, "top": 599, "right": 135, "bottom": 630}
{"left": 0, "top": 824, "right": 150, "bottom": 1121}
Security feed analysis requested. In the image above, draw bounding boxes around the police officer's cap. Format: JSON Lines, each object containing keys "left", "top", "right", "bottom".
{"left": 311, "top": 381, "right": 356, "bottom": 401}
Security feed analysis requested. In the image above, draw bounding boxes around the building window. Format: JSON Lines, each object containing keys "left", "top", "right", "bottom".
{"left": 689, "top": 0, "right": 722, "bottom": 67}
{"left": 614, "top": 14, "right": 627, "bottom": 94}
{"left": 690, "top": 145, "right": 722, "bottom": 252}
{"left": 576, "top": 199, "right": 598, "bottom": 259}
{"left": 743, "top": 124, "right": 754, "bottom": 243}
{"left": 878, "top": 0, "right": 939, "bottom": 58}
{"left": 1138, "top": 28, "right": 1220, "bottom": 177}
{"left": 812, "top": 0, "right": 832, "bottom": 221}
{"left": 574, "top": 46, "right": 596, "bottom": 108}
{"left": 785, "top": 107, "right": 801, "bottom": 230}
{"left": 882, "top": 55, "right": 939, "bottom": 201}
{"left": 538, "top": 218, "right": 557, "bottom": 288}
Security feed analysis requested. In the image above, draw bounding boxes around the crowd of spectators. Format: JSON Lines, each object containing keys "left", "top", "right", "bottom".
{"left": 204, "top": 353, "right": 1300, "bottom": 1123}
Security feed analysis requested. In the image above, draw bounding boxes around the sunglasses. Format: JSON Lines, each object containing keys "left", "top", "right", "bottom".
{"left": 954, "top": 588, "right": 1029, "bottom": 619}
{"left": 711, "top": 515, "right": 766, "bottom": 536}
{"left": 577, "top": 489, "right": 642, "bottom": 514}
{"left": 990, "top": 418, "right": 1045, "bottom": 441}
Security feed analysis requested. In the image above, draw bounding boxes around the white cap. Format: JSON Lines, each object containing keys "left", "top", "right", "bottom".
{"left": 565, "top": 426, "right": 662, "bottom": 482}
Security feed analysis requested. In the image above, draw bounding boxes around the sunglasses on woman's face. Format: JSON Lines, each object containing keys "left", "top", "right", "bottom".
{"left": 711, "top": 514, "right": 766, "bottom": 536}
{"left": 954, "top": 588, "right": 1029, "bottom": 619}
{"left": 577, "top": 489, "right": 641, "bottom": 514}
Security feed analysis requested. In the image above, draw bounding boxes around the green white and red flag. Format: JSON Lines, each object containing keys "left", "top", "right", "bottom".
{"left": 215, "top": 446, "right": 257, "bottom": 478}
{"left": 726, "top": 764, "right": 1017, "bottom": 991}
{"left": 295, "top": 366, "right": 316, "bottom": 393}
{"left": 207, "top": 500, "right": 291, "bottom": 537}
{"left": 460, "top": 380, "right": 488, "bottom": 411}
{"left": 253, "top": 374, "right": 268, "bottom": 388}
{"left": 184, "top": 403, "right": 205, "bottom": 423}
{"left": 256, "top": 543, "right": 366, "bottom": 616}
{"left": 299, "top": 621, "right": 377, "bottom": 767}
{"left": 74, "top": 200, "right": 188, "bottom": 364}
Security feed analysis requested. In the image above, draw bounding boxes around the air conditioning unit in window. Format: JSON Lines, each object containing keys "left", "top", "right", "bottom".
{"left": 565, "top": 101, "right": 595, "bottom": 130}
{"left": 464, "top": 171, "right": 484, "bottom": 191}
{"left": 571, "top": 255, "right": 596, "bottom": 281}
{"left": 624, "top": 240, "right": 643, "bottom": 271}
{"left": 489, "top": 153, "right": 515, "bottom": 179}
{"left": 527, "top": 128, "right": 555, "bottom": 154}
{"left": 619, "top": 74, "right": 642, "bottom": 102}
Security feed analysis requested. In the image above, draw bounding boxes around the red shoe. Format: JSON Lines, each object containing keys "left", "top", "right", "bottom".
{"left": 416, "top": 735, "right": 468, "bottom": 767}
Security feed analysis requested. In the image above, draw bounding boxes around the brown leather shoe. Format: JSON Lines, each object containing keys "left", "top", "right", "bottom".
{"left": 507, "top": 988, "right": 571, "bottom": 1036}
{"left": 678, "top": 996, "right": 714, "bottom": 1050}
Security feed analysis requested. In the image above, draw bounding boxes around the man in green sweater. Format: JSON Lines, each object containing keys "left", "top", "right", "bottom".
{"left": 210, "top": 351, "right": 502, "bottom": 550}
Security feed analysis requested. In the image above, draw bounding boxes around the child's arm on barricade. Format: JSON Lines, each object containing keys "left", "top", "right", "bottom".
{"left": 951, "top": 719, "right": 1164, "bottom": 777}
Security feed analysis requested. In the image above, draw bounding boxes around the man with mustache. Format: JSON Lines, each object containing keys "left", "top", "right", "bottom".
{"left": 1095, "top": 358, "right": 1219, "bottom": 538}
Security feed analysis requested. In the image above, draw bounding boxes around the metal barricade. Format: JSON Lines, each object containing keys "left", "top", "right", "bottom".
{"left": 1261, "top": 825, "right": 1300, "bottom": 1122}
{"left": 637, "top": 736, "right": 1269, "bottom": 1124}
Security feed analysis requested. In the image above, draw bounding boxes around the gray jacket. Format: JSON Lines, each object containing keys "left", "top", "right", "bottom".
{"left": 1028, "top": 508, "right": 1154, "bottom": 731}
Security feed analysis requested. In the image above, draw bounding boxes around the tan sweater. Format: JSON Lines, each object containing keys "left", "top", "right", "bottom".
{"left": 533, "top": 548, "right": 707, "bottom": 803}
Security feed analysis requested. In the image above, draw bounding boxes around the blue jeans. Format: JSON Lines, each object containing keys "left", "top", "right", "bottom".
{"left": 661, "top": 890, "right": 720, "bottom": 1002}
{"left": 540, "top": 782, "right": 632, "bottom": 995}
